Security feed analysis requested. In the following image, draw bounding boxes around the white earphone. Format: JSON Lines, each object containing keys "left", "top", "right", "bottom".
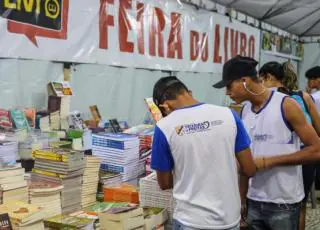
{"left": 243, "top": 80, "right": 266, "bottom": 96}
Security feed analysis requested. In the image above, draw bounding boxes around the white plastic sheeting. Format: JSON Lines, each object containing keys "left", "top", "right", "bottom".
{"left": 70, "top": 64, "right": 226, "bottom": 125}
{"left": 0, "top": 59, "right": 63, "bottom": 109}
{"left": 207, "top": 0, "right": 320, "bottom": 36}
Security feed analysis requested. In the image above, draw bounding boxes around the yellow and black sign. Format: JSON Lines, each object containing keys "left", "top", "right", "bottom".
{"left": 1, "top": 0, "right": 62, "bottom": 31}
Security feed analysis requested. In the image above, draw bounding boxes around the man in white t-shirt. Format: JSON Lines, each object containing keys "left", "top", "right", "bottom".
{"left": 151, "top": 76, "right": 257, "bottom": 230}
{"left": 306, "top": 66, "right": 320, "bottom": 111}
{"left": 213, "top": 56, "right": 320, "bottom": 230}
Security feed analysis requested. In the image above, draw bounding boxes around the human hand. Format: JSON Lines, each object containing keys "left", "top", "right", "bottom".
{"left": 306, "top": 86, "right": 312, "bottom": 94}
{"left": 240, "top": 204, "right": 248, "bottom": 227}
{"left": 254, "top": 157, "right": 268, "bottom": 171}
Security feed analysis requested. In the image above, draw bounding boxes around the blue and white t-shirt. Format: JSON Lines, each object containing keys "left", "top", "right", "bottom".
{"left": 151, "top": 103, "right": 250, "bottom": 229}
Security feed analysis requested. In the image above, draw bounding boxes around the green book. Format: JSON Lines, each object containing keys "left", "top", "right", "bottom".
{"left": 10, "top": 108, "right": 30, "bottom": 131}
{"left": 84, "top": 202, "right": 130, "bottom": 214}
{"left": 44, "top": 214, "right": 94, "bottom": 229}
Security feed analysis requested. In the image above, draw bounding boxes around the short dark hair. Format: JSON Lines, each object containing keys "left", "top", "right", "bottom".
{"left": 306, "top": 66, "right": 320, "bottom": 80}
{"left": 248, "top": 75, "right": 260, "bottom": 82}
{"left": 259, "top": 62, "right": 284, "bottom": 81}
{"left": 153, "top": 76, "right": 188, "bottom": 105}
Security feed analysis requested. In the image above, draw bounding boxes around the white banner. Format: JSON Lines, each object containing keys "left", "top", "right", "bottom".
{"left": 0, "top": 0, "right": 260, "bottom": 73}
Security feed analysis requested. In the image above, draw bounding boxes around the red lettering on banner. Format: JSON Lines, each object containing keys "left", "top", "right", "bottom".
{"left": 99, "top": 0, "right": 114, "bottom": 49}
{"left": 224, "top": 27, "right": 229, "bottom": 63}
{"left": 137, "top": 2, "right": 145, "bottom": 55}
{"left": 214, "top": 24, "right": 222, "bottom": 63}
{"left": 190, "top": 31, "right": 199, "bottom": 61}
{"left": 240, "top": 32, "right": 247, "bottom": 56}
{"left": 167, "top": 12, "right": 183, "bottom": 59}
{"left": 230, "top": 29, "right": 239, "bottom": 57}
{"left": 201, "top": 33, "right": 208, "bottom": 62}
{"left": 149, "top": 7, "right": 165, "bottom": 57}
{"left": 119, "top": 0, "right": 134, "bottom": 53}
{"left": 248, "top": 35, "right": 255, "bottom": 58}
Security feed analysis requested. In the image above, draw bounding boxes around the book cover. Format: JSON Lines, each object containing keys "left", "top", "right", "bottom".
{"left": 23, "top": 108, "right": 36, "bottom": 128}
{"left": 144, "top": 98, "right": 162, "bottom": 122}
{"left": 0, "top": 110, "right": 13, "bottom": 130}
{"left": 49, "top": 82, "right": 64, "bottom": 97}
{"left": 61, "top": 81, "right": 73, "bottom": 96}
{"left": 0, "top": 201, "right": 43, "bottom": 224}
{"left": 89, "top": 105, "right": 102, "bottom": 122}
{"left": 109, "top": 119, "right": 122, "bottom": 133}
{"left": 48, "top": 96, "right": 61, "bottom": 113}
{"left": 0, "top": 213, "right": 12, "bottom": 230}
{"left": 44, "top": 214, "right": 94, "bottom": 229}
{"left": 9, "top": 109, "right": 29, "bottom": 131}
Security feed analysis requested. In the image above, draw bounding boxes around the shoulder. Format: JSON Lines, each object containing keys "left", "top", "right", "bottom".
{"left": 282, "top": 96, "right": 301, "bottom": 110}
{"left": 301, "top": 91, "right": 314, "bottom": 105}
{"left": 282, "top": 96, "right": 305, "bottom": 124}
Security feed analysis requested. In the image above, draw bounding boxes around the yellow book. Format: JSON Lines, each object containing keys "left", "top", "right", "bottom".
{"left": 32, "top": 169, "right": 66, "bottom": 179}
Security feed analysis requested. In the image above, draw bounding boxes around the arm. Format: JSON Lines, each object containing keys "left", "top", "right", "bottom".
{"left": 156, "top": 171, "right": 173, "bottom": 190}
{"left": 303, "top": 92, "right": 320, "bottom": 136}
{"left": 257, "top": 98, "right": 320, "bottom": 169}
{"left": 231, "top": 110, "right": 256, "bottom": 212}
{"left": 151, "top": 126, "right": 174, "bottom": 190}
{"left": 232, "top": 110, "right": 256, "bottom": 177}
{"left": 237, "top": 149, "right": 255, "bottom": 208}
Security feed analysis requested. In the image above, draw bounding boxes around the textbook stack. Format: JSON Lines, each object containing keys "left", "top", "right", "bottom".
{"left": 0, "top": 163, "right": 28, "bottom": 204}
{"left": 123, "top": 125, "right": 154, "bottom": 152}
{"left": 81, "top": 156, "right": 101, "bottom": 208}
{"left": 0, "top": 201, "right": 45, "bottom": 230}
{"left": 92, "top": 133, "right": 145, "bottom": 182}
{"left": 28, "top": 179, "right": 63, "bottom": 218}
{"left": 139, "top": 172, "right": 176, "bottom": 228}
{"left": 97, "top": 171, "right": 122, "bottom": 201}
{"left": 32, "top": 148, "right": 85, "bottom": 213}
{"left": 98, "top": 203, "right": 144, "bottom": 230}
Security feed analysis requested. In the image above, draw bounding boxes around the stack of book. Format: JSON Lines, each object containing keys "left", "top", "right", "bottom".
{"left": 104, "top": 184, "right": 139, "bottom": 204}
{"left": 97, "top": 171, "right": 122, "bottom": 201}
{"left": 32, "top": 148, "right": 85, "bottom": 213}
{"left": 44, "top": 214, "right": 95, "bottom": 229}
{"left": 98, "top": 203, "right": 144, "bottom": 230}
{"left": 92, "top": 133, "right": 144, "bottom": 182}
{"left": 69, "top": 210, "right": 100, "bottom": 229}
{"left": 0, "top": 201, "right": 45, "bottom": 230}
{"left": 143, "top": 208, "right": 168, "bottom": 230}
{"left": 123, "top": 125, "right": 154, "bottom": 152}
{"left": 81, "top": 156, "right": 101, "bottom": 208}
{"left": 28, "top": 179, "right": 63, "bottom": 218}
{"left": 0, "top": 141, "right": 19, "bottom": 165}
{"left": 0, "top": 163, "right": 28, "bottom": 204}
{"left": 139, "top": 173, "right": 176, "bottom": 228}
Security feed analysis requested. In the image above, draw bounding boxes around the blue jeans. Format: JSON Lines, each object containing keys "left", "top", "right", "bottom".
{"left": 173, "top": 219, "right": 240, "bottom": 230}
{"left": 246, "top": 199, "right": 301, "bottom": 230}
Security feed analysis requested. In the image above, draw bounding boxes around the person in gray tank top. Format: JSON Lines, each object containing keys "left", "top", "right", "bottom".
{"left": 213, "top": 55, "right": 320, "bottom": 230}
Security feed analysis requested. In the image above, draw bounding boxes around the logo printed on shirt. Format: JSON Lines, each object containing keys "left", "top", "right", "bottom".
{"left": 175, "top": 120, "right": 224, "bottom": 136}
{"left": 253, "top": 134, "right": 274, "bottom": 142}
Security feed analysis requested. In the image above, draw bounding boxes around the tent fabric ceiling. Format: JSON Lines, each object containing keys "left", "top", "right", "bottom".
{"left": 209, "top": 0, "right": 320, "bottom": 36}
